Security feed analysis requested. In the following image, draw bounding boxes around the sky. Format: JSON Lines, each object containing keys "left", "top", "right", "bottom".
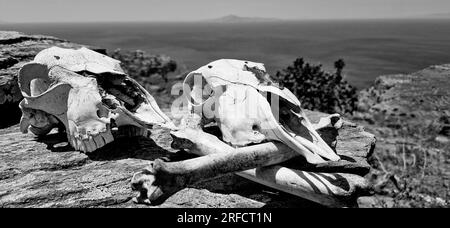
{"left": 0, "top": 0, "right": 449, "bottom": 23}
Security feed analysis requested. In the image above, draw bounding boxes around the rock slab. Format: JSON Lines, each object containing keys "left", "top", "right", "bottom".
{"left": 0, "top": 110, "right": 375, "bottom": 208}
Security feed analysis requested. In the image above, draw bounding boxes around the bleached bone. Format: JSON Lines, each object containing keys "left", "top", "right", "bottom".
{"left": 312, "top": 113, "right": 343, "bottom": 130}
{"left": 131, "top": 114, "right": 370, "bottom": 207}
{"left": 183, "top": 59, "right": 340, "bottom": 164}
{"left": 131, "top": 135, "right": 297, "bottom": 205}
{"left": 18, "top": 47, "right": 175, "bottom": 153}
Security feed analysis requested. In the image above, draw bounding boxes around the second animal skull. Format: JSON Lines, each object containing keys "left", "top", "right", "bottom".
{"left": 183, "top": 59, "right": 340, "bottom": 164}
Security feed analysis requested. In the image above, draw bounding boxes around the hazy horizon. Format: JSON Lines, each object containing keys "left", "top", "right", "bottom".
{"left": 3, "top": 16, "right": 450, "bottom": 25}
{"left": 1, "top": 0, "right": 450, "bottom": 23}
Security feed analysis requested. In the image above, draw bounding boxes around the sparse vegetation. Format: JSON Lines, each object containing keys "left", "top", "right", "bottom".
{"left": 363, "top": 111, "right": 449, "bottom": 208}
{"left": 111, "top": 49, "right": 177, "bottom": 83}
{"left": 110, "top": 49, "right": 181, "bottom": 109}
{"left": 276, "top": 58, "right": 358, "bottom": 114}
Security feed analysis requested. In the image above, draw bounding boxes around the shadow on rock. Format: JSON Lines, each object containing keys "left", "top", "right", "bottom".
{"left": 191, "top": 173, "right": 326, "bottom": 208}
{"left": 0, "top": 103, "right": 22, "bottom": 129}
{"left": 35, "top": 131, "right": 73, "bottom": 153}
{"left": 87, "top": 136, "right": 172, "bottom": 161}
{"left": 317, "top": 126, "right": 339, "bottom": 150}
{"left": 35, "top": 131, "right": 173, "bottom": 161}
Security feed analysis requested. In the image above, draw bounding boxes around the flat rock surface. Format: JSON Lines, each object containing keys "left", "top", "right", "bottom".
{"left": 0, "top": 110, "right": 375, "bottom": 208}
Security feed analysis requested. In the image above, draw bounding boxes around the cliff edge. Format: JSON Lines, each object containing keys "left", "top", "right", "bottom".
{"left": 357, "top": 64, "right": 450, "bottom": 136}
{"left": 355, "top": 65, "right": 449, "bottom": 207}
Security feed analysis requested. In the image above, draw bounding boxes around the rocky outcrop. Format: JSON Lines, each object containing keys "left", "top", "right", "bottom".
{"left": 111, "top": 49, "right": 177, "bottom": 82}
{"left": 0, "top": 31, "right": 105, "bottom": 128}
{"left": 354, "top": 65, "right": 449, "bottom": 208}
{"left": 110, "top": 49, "right": 179, "bottom": 108}
{"left": 0, "top": 110, "right": 375, "bottom": 208}
{"left": 356, "top": 64, "right": 450, "bottom": 136}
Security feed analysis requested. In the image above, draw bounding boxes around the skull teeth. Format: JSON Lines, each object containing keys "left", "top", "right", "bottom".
{"left": 113, "top": 126, "right": 151, "bottom": 139}
{"left": 69, "top": 130, "right": 114, "bottom": 153}
{"left": 69, "top": 126, "right": 150, "bottom": 153}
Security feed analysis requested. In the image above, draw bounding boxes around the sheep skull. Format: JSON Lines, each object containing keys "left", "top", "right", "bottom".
{"left": 18, "top": 47, "right": 175, "bottom": 152}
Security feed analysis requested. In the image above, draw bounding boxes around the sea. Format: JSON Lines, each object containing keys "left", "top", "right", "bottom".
{"left": 2, "top": 19, "right": 450, "bottom": 89}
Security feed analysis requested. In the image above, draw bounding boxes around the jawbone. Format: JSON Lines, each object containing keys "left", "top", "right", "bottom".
{"left": 68, "top": 124, "right": 150, "bottom": 153}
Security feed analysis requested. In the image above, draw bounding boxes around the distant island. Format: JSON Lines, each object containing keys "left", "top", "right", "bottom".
{"left": 207, "top": 14, "right": 282, "bottom": 23}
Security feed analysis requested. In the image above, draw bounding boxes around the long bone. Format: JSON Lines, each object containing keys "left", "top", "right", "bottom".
{"left": 131, "top": 134, "right": 296, "bottom": 205}
{"left": 131, "top": 114, "right": 370, "bottom": 207}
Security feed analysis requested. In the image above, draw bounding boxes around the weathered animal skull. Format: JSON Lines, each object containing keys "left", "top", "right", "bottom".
{"left": 18, "top": 47, "right": 175, "bottom": 152}
{"left": 183, "top": 59, "right": 340, "bottom": 164}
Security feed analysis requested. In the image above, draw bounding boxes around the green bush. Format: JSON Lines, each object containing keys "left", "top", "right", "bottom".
{"left": 275, "top": 58, "right": 358, "bottom": 114}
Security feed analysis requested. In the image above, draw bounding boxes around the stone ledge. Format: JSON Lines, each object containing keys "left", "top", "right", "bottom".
{"left": 0, "top": 110, "right": 375, "bottom": 208}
